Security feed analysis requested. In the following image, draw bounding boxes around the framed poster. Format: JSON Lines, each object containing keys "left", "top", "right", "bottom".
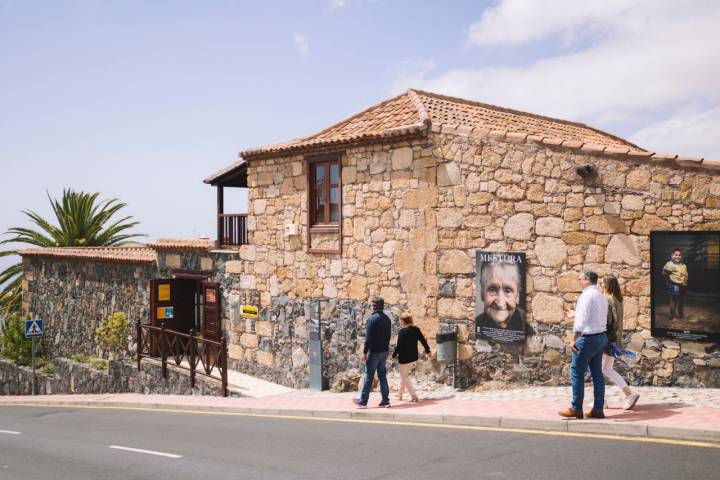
{"left": 650, "top": 231, "right": 720, "bottom": 342}
{"left": 475, "top": 251, "right": 528, "bottom": 344}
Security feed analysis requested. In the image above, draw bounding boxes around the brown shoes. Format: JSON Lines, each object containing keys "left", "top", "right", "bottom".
{"left": 558, "top": 408, "right": 583, "bottom": 419}
{"left": 584, "top": 409, "right": 606, "bottom": 419}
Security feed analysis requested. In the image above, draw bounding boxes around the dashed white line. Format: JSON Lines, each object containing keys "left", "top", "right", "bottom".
{"left": 0, "top": 430, "right": 21, "bottom": 435}
{"left": 108, "top": 445, "right": 182, "bottom": 459}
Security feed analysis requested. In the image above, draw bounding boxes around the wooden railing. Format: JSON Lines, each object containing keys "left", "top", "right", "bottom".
{"left": 218, "top": 213, "right": 249, "bottom": 247}
{"left": 136, "top": 320, "right": 228, "bottom": 397}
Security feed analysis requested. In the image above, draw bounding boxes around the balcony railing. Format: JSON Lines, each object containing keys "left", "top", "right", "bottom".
{"left": 218, "top": 213, "right": 249, "bottom": 247}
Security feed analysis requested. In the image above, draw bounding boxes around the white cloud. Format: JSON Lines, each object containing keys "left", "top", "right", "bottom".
{"left": 630, "top": 107, "right": 720, "bottom": 159}
{"left": 294, "top": 32, "right": 309, "bottom": 55}
{"left": 390, "top": 58, "right": 436, "bottom": 95}
{"left": 467, "top": 0, "right": 644, "bottom": 46}
{"left": 395, "top": 0, "right": 720, "bottom": 157}
{"left": 330, "top": 0, "right": 347, "bottom": 9}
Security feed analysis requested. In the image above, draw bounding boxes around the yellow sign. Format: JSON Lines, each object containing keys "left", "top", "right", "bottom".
{"left": 241, "top": 305, "right": 258, "bottom": 319}
{"left": 158, "top": 284, "right": 170, "bottom": 301}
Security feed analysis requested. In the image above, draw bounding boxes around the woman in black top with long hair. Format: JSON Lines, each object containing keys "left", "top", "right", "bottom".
{"left": 392, "top": 314, "right": 431, "bottom": 402}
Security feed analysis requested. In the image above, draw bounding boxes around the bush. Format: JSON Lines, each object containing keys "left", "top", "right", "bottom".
{"left": 95, "top": 311, "right": 131, "bottom": 355}
{"left": 90, "top": 359, "right": 108, "bottom": 371}
{"left": 69, "top": 354, "right": 90, "bottom": 364}
{"left": 42, "top": 363, "right": 56, "bottom": 375}
{"left": 0, "top": 313, "right": 33, "bottom": 365}
{"left": 67, "top": 354, "right": 106, "bottom": 370}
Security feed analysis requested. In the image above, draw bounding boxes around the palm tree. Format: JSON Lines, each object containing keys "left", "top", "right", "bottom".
{"left": 0, "top": 189, "right": 145, "bottom": 316}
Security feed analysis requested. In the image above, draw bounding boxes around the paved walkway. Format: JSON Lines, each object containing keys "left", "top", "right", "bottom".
{"left": 2, "top": 384, "right": 719, "bottom": 445}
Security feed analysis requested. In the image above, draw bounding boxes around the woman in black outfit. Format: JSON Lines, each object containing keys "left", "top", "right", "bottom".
{"left": 392, "top": 314, "right": 431, "bottom": 402}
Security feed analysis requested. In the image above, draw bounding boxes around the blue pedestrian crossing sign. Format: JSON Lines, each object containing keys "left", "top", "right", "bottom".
{"left": 24, "top": 319, "right": 44, "bottom": 338}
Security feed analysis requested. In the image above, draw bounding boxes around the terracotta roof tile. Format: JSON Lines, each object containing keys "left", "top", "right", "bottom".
{"left": 239, "top": 92, "right": 425, "bottom": 158}
{"left": 147, "top": 238, "right": 214, "bottom": 252}
{"left": 19, "top": 246, "right": 156, "bottom": 264}
{"left": 414, "top": 90, "right": 641, "bottom": 150}
{"left": 209, "top": 89, "right": 715, "bottom": 175}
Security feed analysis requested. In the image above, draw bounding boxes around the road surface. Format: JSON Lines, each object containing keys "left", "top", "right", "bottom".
{"left": 0, "top": 405, "right": 717, "bottom": 479}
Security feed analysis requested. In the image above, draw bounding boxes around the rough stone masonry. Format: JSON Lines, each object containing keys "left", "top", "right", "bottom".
{"left": 20, "top": 98, "right": 720, "bottom": 390}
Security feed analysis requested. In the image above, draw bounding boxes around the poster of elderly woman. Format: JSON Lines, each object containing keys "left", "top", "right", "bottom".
{"left": 475, "top": 251, "right": 528, "bottom": 344}
{"left": 651, "top": 231, "right": 720, "bottom": 342}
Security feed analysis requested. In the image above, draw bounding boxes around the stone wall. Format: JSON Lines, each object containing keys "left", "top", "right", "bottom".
{"left": 228, "top": 129, "right": 720, "bottom": 388}
{"left": 429, "top": 129, "right": 720, "bottom": 387}
{"left": 0, "top": 358, "right": 233, "bottom": 396}
{"left": 23, "top": 257, "right": 156, "bottom": 357}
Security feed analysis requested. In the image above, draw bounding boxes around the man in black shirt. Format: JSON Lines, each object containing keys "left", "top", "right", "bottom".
{"left": 354, "top": 297, "right": 392, "bottom": 408}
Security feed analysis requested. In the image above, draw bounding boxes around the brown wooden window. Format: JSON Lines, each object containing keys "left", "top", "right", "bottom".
{"left": 308, "top": 156, "right": 341, "bottom": 227}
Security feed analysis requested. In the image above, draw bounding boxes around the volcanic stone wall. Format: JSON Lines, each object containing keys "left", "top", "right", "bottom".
{"left": 22, "top": 256, "right": 155, "bottom": 357}
{"left": 225, "top": 128, "right": 720, "bottom": 389}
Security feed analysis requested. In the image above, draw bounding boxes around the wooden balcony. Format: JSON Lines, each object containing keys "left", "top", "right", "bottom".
{"left": 218, "top": 213, "right": 249, "bottom": 247}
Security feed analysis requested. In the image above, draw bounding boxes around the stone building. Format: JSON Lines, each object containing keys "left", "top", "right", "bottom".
{"left": 22, "top": 89, "right": 720, "bottom": 389}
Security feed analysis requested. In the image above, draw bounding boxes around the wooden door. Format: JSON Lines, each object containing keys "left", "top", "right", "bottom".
{"left": 150, "top": 278, "right": 174, "bottom": 356}
{"left": 201, "top": 281, "right": 221, "bottom": 368}
{"left": 150, "top": 278, "right": 199, "bottom": 357}
{"left": 202, "top": 281, "right": 221, "bottom": 342}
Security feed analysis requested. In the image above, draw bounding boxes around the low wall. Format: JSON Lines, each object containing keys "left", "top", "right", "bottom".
{"left": 0, "top": 358, "right": 236, "bottom": 397}
{"left": 22, "top": 256, "right": 156, "bottom": 357}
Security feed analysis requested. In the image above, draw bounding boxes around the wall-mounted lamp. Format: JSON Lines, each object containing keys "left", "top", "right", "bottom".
{"left": 576, "top": 164, "right": 597, "bottom": 178}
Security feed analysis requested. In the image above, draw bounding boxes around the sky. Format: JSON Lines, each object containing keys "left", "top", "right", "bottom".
{"left": 2, "top": 0, "right": 720, "bottom": 274}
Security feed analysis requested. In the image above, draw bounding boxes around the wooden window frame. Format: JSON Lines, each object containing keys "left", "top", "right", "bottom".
{"left": 306, "top": 152, "right": 343, "bottom": 254}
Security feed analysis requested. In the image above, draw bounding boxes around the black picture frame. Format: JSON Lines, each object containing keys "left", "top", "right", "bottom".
{"left": 650, "top": 231, "right": 720, "bottom": 342}
{"left": 475, "top": 251, "right": 528, "bottom": 344}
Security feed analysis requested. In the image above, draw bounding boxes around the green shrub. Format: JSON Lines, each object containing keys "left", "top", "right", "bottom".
{"left": 67, "top": 354, "right": 106, "bottom": 370}
{"left": 0, "top": 313, "right": 33, "bottom": 365}
{"left": 96, "top": 311, "right": 130, "bottom": 355}
{"left": 69, "top": 354, "right": 90, "bottom": 364}
{"left": 90, "top": 359, "right": 108, "bottom": 371}
{"left": 42, "top": 363, "right": 56, "bottom": 375}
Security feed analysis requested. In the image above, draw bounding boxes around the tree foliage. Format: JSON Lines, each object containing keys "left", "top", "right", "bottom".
{"left": 0, "top": 189, "right": 144, "bottom": 316}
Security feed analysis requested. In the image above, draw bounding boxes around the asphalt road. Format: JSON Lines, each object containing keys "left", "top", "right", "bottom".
{"left": 0, "top": 405, "right": 718, "bottom": 480}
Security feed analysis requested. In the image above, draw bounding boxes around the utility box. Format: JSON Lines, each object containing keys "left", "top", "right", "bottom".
{"left": 308, "top": 300, "right": 328, "bottom": 390}
{"left": 436, "top": 330, "right": 458, "bottom": 363}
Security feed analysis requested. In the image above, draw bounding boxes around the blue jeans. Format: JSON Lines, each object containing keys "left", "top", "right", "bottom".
{"left": 360, "top": 351, "right": 389, "bottom": 404}
{"left": 571, "top": 333, "right": 607, "bottom": 412}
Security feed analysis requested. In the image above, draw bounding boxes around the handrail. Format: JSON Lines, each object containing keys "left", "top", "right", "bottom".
{"left": 136, "top": 320, "right": 228, "bottom": 397}
{"left": 218, "top": 213, "right": 249, "bottom": 247}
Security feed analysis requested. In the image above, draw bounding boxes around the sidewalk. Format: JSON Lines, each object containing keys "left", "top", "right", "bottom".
{"left": 2, "top": 385, "right": 719, "bottom": 445}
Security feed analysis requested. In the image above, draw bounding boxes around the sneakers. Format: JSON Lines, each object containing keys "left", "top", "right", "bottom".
{"left": 353, "top": 398, "right": 367, "bottom": 409}
{"left": 623, "top": 392, "right": 640, "bottom": 410}
{"left": 378, "top": 400, "right": 391, "bottom": 408}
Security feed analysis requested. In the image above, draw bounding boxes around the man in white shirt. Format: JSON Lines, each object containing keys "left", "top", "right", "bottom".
{"left": 559, "top": 270, "right": 608, "bottom": 419}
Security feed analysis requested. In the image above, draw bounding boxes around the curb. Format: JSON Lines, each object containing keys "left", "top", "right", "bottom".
{"left": 1, "top": 400, "right": 719, "bottom": 445}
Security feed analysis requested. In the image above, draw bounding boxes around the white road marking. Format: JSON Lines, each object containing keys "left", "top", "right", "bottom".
{"left": 0, "top": 430, "right": 21, "bottom": 435}
{"left": 108, "top": 445, "right": 182, "bottom": 459}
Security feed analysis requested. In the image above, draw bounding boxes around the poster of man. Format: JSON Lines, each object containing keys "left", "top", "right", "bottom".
{"left": 475, "top": 251, "right": 528, "bottom": 344}
{"left": 651, "top": 231, "right": 720, "bottom": 342}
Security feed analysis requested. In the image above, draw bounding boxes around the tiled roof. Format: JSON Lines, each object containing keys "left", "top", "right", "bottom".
{"left": 147, "top": 238, "right": 215, "bottom": 252}
{"left": 205, "top": 89, "right": 717, "bottom": 175}
{"left": 417, "top": 90, "right": 641, "bottom": 150}
{"left": 19, "top": 246, "right": 157, "bottom": 264}
{"left": 238, "top": 89, "right": 641, "bottom": 158}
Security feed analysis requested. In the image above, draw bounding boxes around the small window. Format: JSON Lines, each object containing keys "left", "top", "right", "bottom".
{"left": 309, "top": 156, "right": 341, "bottom": 227}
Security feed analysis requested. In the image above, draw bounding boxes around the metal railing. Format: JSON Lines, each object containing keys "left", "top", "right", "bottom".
{"left": 218, "top": 213, "right": 249, "bottom": 247}
{"left": 136, "top": 320, "right": 228, "bottom": 397}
